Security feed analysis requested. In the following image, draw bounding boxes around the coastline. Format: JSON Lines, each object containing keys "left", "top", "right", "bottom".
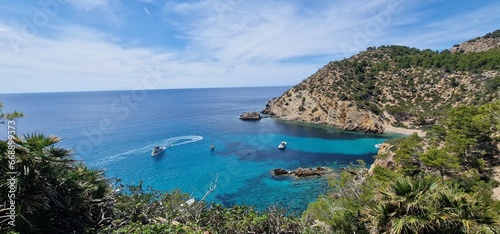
{"left": 383, "top": 124, "right": 426, "bottom": 137}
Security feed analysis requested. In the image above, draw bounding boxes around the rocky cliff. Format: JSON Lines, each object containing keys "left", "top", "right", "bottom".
{"left": 367, "top": 143, "right": 396, "bottom": 175}
{"left": 263, "top": 94, "right": 385, "bottom": 133}
{"left": 263, "top": 30, "right": 500, "bottom": 133}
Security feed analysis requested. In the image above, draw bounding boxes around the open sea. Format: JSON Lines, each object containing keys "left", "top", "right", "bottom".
{"left": 0, "top": 87, "right": 392, "bottom": 213}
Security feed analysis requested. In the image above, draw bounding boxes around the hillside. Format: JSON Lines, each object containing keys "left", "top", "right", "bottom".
{"left": 263, "top": 30, "right": 500, "bottom": 133}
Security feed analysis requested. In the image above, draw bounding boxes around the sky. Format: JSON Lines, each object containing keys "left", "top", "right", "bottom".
{"left": 0, "top": 0, "right": 499, "bottom": 93}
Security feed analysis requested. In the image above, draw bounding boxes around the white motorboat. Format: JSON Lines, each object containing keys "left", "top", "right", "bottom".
{"left": 151, "top": 146, "right": 166, "bottom": 156}
{"left": 375, "top": 143, "right": 382, "bottom": 149}
{"left": 278, "top": 141, "right": 287, "bottom": 149}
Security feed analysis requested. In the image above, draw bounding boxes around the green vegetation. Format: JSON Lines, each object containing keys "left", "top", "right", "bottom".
{"left": 0, "top": 102, "right": 23, "bottom": 122}
{"left": 365, "top": 176, "right": 498, "bottom": 234}
{"left": 383, "top": 46, "right": 499, "bottom": 72}
{"left": 292, "top": 30, "right": 499, "bottom": 128}
{"left": 304, "top": 101, "right": 500, "bottom": 233}
{"left": 0, "top": 132, "right": 114, "bottom": 233}
{"left": 105, "top": 184, "right": 308, "bottom": 233}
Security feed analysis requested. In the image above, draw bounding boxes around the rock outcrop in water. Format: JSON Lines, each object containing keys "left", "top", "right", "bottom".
{"left": 239, "top": 111, "right": 261, "bottom": 120}
{"left": 272, "top": 167, "right": 332, "bottom": 177}
{"left": 272, "top": 168, "right": 289, "bottom": 176}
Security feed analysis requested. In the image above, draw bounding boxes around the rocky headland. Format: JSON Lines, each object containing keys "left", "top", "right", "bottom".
{"left": 262, "top": 30, "right": 500, "bottom": 134}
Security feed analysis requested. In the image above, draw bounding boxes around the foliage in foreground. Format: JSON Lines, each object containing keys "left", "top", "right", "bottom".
{"left": 0, "top": 133, "right": 114, "bottom": 233}
{"left": 305, "top": 164, "right": 500, "bottom": 234}
{"left": 106, "top": 183, "right": 314, "bottom": 234}
{"left": 304, "top": 101, "right": 500, "bottom": 233}
{"left": 365, "top": 176, "right": 499, "bottom": 234}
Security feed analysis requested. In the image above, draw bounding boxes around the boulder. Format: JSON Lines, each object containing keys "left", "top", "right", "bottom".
{"left": 292, "top": 167, "right": 326, "bottom": 177}
{"left": 424, "top": 118, "right": 436, "bottom": 124}
{"left": 239, "top": 111, "right": 261, "bottom": 120}
{"left": 272, "top": 168, "right": 289, "bottom": 176}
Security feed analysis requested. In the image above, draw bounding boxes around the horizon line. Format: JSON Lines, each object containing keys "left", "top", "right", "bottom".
{"left": 0, "top": 85, "right": 294, "bottom": 95}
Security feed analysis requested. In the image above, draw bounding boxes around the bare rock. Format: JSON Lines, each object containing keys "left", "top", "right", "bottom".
{"left": 266, "top": 91, "right": 384, "bottom": 133}
{"left": 424, "top": 118, "right": 436, "bottom": 125}
{"left": 272, "top": 167, "right": 332, "bottom": 177}
{"left": 292, "top": 167, "right": 326, "bottom": 177}
{"left": 368, "top": 143, "right": 398, "bottom": 176}
{"left": 272, "top": 168, "right": 289, "bottom": 176}
{"left": 239, "top": 112, "right": 261, "bottom": 120}
{"left": 450, "top": 37, "right": 500, "bottom": 53}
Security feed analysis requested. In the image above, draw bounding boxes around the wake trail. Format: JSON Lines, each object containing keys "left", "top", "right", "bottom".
{"left": 92, "top": 135, "right": 203, "bottom": 167}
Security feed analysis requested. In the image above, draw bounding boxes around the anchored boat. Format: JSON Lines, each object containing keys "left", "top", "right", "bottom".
{"left": 278, "top": 141, "right": 287, "bottom": 149}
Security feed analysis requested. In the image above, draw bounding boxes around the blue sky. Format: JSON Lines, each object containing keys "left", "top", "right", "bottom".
{"left": 0, "top": 0, "right": 499, "bottom": 93}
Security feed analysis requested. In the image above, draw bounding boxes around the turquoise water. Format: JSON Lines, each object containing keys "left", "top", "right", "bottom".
{"left": 0, "top": 87, "right": 391, "bottom": 212}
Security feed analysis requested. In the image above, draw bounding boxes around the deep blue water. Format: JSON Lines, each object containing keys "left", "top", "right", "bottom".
{"left": 0, "top": 87, "right": 391, "bottom": 213}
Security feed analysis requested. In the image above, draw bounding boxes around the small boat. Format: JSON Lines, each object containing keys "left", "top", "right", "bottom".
{"left": 210, "top": 144, "right": 215, "bottom": 150}
{"left": 151, "top": 146, "right": 166, "bottom": 156}
{"left": 375, "top": 143, "right": 382, "bottom": 149}
{"left": 278, "top": 141, "right": 287, "bottom": 149}
{"left": 185, "top": 198, "right": 195, "bottom": 206}
{"left": 180, "top": 198, "right": 196, "bottom": 211}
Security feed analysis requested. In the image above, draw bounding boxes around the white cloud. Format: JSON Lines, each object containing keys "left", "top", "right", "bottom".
{"left": 0, "top": 23, "right": 315, "bottom": 93}
{"left": 164, "top": 0, "right": 420, "bottom": 62}
{"left": 164, "top": 0, "right": 500, "bottom": 62}
{"left": 370, "top": 2, "right": 500, "bottom": 50}
{"left": 1, "top": 24, "right": 169, "bottom": 92}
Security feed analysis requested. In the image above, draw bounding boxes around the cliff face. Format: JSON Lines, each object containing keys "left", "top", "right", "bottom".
{"left": 367, "top": 143, "right": 396, "bottom": 175}
{"left": 264, "top": 30, "right": 500, "bottom": 133}
{"left": 263, "top": 91, "right": 385, "bottom": 133}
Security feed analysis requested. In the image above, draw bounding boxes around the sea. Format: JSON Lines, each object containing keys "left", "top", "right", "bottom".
{"left": 0, "top": 86, "right": 393, "bottom": 213}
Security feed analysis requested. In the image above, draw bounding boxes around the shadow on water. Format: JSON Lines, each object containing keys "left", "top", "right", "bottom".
{"left": 216, "top": 173, "right": 329, "bottom": 214}
{"left": 271, "top": 119, "right": 391, "bottom": 140}
{"left": 217, "top": 141, "right": 377, "bottom": 168}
